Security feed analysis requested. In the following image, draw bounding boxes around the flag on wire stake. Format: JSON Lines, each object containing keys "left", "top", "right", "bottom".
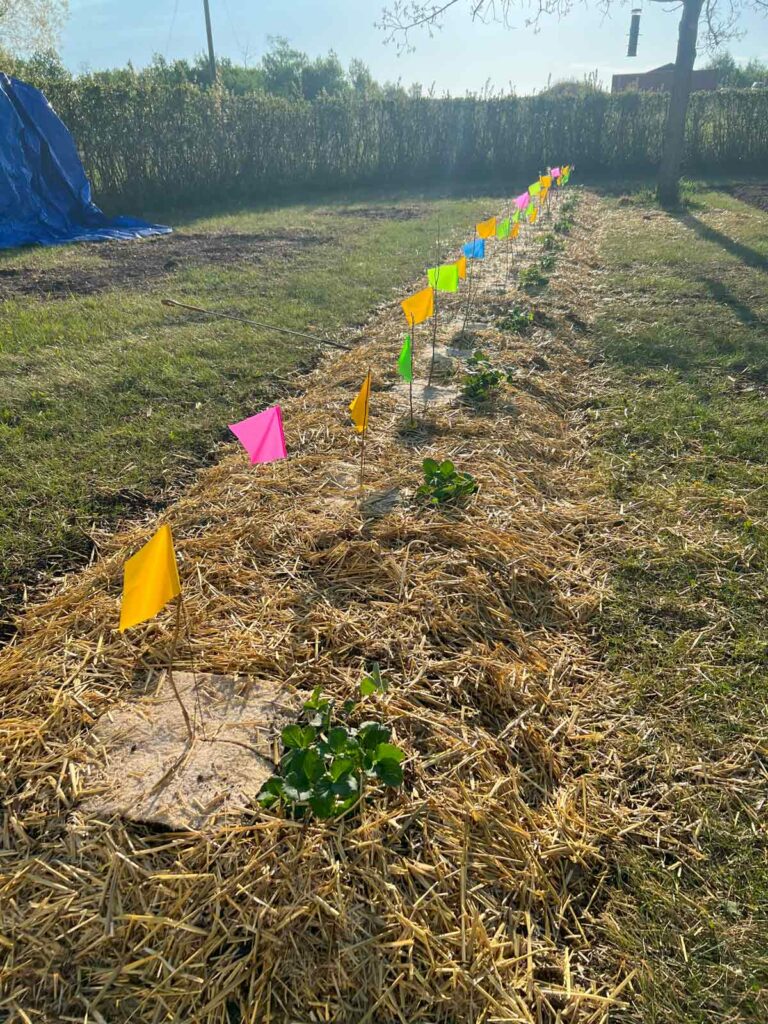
{"left": 349, "top": 370, "right": 372, "bottom": 490}
{"left": 397, "top": 334, "right": 414, "bottom": 424}
{"left": 229, "top": 405, "right": 287, "bottom": 464}
{"left": 119, "top": 523, "right": 194, "bottom": 741}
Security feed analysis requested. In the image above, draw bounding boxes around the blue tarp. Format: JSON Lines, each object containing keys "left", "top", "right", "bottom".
{"left": 0, "top": 73, "right": 170, "bottom": 249}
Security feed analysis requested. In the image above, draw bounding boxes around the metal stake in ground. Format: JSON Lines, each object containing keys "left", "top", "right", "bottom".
{"left": 462, "top": 229, "right": 478, "bottom": 336}
{"left": 359, "top": 369, "right": 372, "bottom": 491}
{"left": 168, "top": 595, "right": 194, "bottom": 744}
{"left": 408, "top": 319, "right": 415, "bottom": 426}
{"left": 162, "top": 298, "right": 353, "bottom": 352}
{"left": 427, "top": 218, "right": 441, "bottom": 389}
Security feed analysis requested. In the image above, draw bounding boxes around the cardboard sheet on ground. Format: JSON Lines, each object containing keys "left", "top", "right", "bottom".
{"left": 81, "top": 673, "right": 297, "bottom": 831}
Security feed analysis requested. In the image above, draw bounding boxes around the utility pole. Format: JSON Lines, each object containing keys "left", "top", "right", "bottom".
{"left": 203, "top": 0, "right": 217, "bottom": 84}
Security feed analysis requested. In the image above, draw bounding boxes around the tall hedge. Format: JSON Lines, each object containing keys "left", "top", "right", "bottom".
{"left": 37, "top": 82, "right": 768, "bottom": 207}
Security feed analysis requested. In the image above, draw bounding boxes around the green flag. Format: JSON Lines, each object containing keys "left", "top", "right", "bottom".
{"left": 496, "top": 217, "right": 510, "bottom": 239}
{"left": 427, "top": 264, "right": 460, "bottom": 293}
{"left": 397, "top": 334, "right": 413, "bottom": 382}
{"left": 525, "top": 201, "right": 536, "bottom": 218}
{"left": 512, "top": 209, "right": 521, "bottom": 224}
{"left": 528, "top": 181, "right": 542, "bottom": 197}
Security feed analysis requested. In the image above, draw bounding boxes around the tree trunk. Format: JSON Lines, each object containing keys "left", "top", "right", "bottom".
{"left": 656, "top": 0, "right": 704, "bottom": 207}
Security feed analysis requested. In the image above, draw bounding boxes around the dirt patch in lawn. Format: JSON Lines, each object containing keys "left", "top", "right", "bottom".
{"left": 323, "top": 204, "right": 425, "bottom": 221}
{"left": 0, "top": 230, "right": 326, "bottom": 300}
{"left": 728, "top": 183, "right": 768, "bottom": 213}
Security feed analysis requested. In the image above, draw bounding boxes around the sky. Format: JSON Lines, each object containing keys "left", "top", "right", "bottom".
{"left": 60, "top": 0, "right": 768, "bottom": 93}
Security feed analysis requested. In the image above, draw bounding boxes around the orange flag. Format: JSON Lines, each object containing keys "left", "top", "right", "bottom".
{"left": 540, "top": 175, "right": 552, "bottom": 188}
{"left": 349, "top": 372, "right": 372, "bottom": 434}
{"left": 455, "top": 255, "right": 467, "bottom": 280}
{"left": 511, "top": 222, "right": 520, "bottom": 240}
{"left": 401, "top": 286, "right": 434, "bottom": 328}
{"left": 476, "top": 217, "right": 497, "bottom": 240}
{"left": 119, "top": 524, "right": 181, "bottom": 632}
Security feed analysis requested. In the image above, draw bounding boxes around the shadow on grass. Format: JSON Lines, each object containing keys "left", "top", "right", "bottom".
{"left": 700, "top": 276, "right": 767, "bottom": 329}
{"left": 673, "top": 211, "right": 767, "bottom": 272}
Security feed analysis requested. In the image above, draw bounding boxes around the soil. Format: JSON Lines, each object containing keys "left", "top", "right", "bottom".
{"left": 324, "top": 205, "right": 425, "bottom": 221}
{"left": 729, "top": 183, "right": 768, "bottom": 213}
{"left": 0, "top": 230, "right": 326, "bottom": 300}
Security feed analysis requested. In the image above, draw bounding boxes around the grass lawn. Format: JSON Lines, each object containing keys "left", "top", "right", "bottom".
{"left": 0, "top": 187, "right": 504, "bottom": 623}
{"left": 590, "top": 185, "right": 768, "bottom": 1022}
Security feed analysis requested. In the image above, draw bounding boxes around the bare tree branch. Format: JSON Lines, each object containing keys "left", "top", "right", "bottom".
{"left": 378, "top": 0, "right": 765, "bottom": 50}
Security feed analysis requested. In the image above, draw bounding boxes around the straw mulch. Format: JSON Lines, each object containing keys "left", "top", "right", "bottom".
{"left": 1, "top": 194, "right": 652, "bottom": 1022}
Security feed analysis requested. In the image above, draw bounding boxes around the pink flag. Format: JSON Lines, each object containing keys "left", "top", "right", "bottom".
{"left": 550, "top": 166, "right": 561, "bottom": 178}
{"left": 514, "top": 192, "right": 530, "bottom": 211}
{"left": 229, "top": 405, "right": 287, "bottom": 464}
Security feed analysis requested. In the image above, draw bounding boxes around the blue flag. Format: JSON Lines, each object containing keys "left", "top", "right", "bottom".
{"left": 462, "top": 239, "right": 485, "bottom": 260}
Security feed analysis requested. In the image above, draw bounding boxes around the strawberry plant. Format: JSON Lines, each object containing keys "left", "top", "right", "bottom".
{"left": 539, "top": 253, "right": 557, "bottom": 272}
{"left": 540, "top": 233, "right": 563, "bottom": 253}
{"left": 258, "top": 668, "right": 405, "bottom": 820}
{"left": 497, "top": 304, "right": 534, "bottom": 334}
{"left": 417, "top": 458, "right": 478, "bottom": 505}
{"left": 462, "top": 350, "right": 505, "bottom": 402}
{"left": 519, "top": 265, "right": 549, "bottom": 290}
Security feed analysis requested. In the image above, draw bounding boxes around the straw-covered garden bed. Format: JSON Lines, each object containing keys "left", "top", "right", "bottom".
{"left": 1, "top": 197, "right": 668, "bottom": 1022}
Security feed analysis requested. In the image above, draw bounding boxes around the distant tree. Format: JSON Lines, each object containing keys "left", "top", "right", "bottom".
{"left": 261, "top": 36, "right": 306, "bottom": 99}
{"left": 378, "top": 0, "right": 768, "bottom": 206}
{"left": 349, "top": 57, "right": 381, "bottom": 97}
{"left": 539, "top": 70, "right": 605, "bottom": 97}
{"left": 706, "top": 50, "right": 768, "bottom": 86}
{"left": 0, "top": 0, "right": 67, "bottom": 54}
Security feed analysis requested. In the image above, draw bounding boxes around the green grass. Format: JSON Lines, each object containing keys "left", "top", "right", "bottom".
{"left": 0, "top": 187, "right": 504, "bottom": 618}
{"left": 591, "top": 186, "right": 768, "bottom": 1022}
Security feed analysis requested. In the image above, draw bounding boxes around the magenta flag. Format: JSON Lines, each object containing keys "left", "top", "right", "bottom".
{"left": 229, "top": 405, "right": 287, "bottom": 464}
{"left": 514, "top": 192, "right": 530, "bottom": 211}
{"left": 550, "top": 166, "right": 561, "bottom": 178}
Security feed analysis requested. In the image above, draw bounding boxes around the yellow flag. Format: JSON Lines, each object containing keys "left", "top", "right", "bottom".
{"left": 540, "top": 175, "right": 552, "bottom": 188}
{"left": 476, "top": 216, "right": 497, "bottom": 240}
{"left": 401, "top": 286, "right": 434, "bottom": 327}
{"left": 349, "top": 372, "right": 371, "bottom": 434}
{"left": 511, "top": 222, "right": 520, "bottom": 240}
{"left": 528, "top": 206, "right": 538, "bottom": 225}
{"left": 455, "top": 255, "right": 467, "bottom": 280}
{"left": 540, "top": 186, "right": 549, "bottom": 205}
{"left": 119, "top": 524, "right": 181, "bottom": 632}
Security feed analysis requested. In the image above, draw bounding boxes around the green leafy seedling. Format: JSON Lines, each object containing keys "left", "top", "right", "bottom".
{"left": 257, "top": 681, "right": 406, "bottom": 820}
{"left": 417, "top": 458, "right": 478, "bottom": 505}
{"left": 461, "top": 350, "right": 505, "bottom": 402}
{"left": 519, "top": 265, "right": 549, "bottom": 291}
{"left": 496, "top": 305, "right": 534, "bottom": 335}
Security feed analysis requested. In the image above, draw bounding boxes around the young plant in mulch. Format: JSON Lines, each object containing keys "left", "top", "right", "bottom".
{"left": 539, "top": 253, "right": 557, "bottom": 272}
{"left": 554, "top": 214, "right": 574, "bottom": 235}
{"left": 258, "top": 665, "right": 406, "bottom": 820}
{"left": 519, "top": 265, "right": 549, "bottom": 291}
{"left": 417, "top": 457, "right": 478, "bottom": 505}
{"left": 540, "top": 233, "right": 564, "bottom": 253}
{"left": 496, "top": 304, "right": 534, "bottom": 335}
{"left": 461, "top": 349, "right": 506, "bottom": 402}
